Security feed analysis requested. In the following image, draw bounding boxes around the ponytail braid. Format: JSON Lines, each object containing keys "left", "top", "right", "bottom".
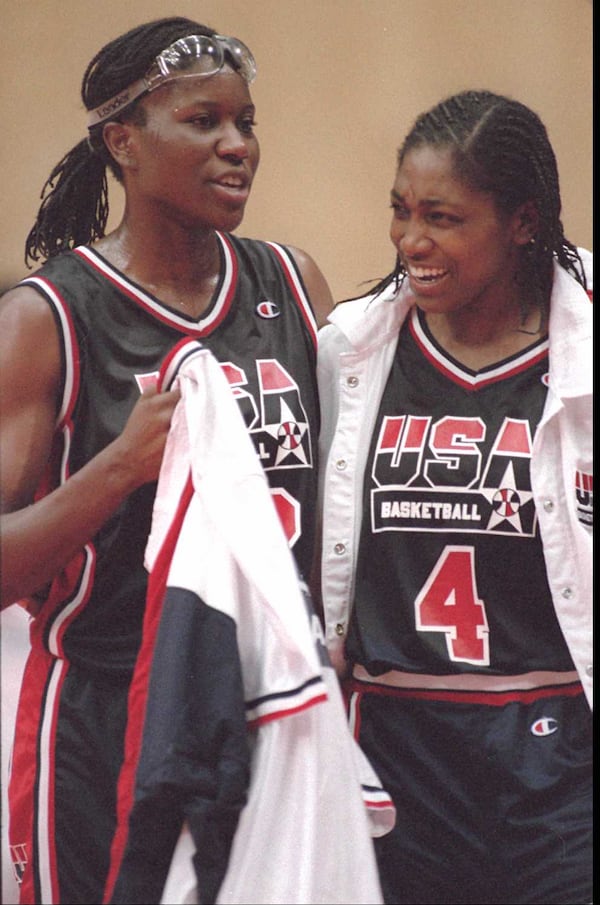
{"left": 25, "top": 140, "right": 108, "bottom": 266}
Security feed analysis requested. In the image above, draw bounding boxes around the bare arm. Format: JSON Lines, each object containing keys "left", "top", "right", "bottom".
{"left": 0, "top": 286, "right": 179, "bottom": 609}
{"left": 287, "top": 246, "right": 334, "bottom": 329}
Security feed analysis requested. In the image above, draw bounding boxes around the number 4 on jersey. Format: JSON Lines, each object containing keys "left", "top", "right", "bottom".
{"left": 415, "top": 546, "right": 490, "bottom": 665}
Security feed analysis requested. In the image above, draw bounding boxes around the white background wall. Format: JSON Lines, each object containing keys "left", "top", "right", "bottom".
{"left": 0, "top": 0, "right": 593, "bottom": 301}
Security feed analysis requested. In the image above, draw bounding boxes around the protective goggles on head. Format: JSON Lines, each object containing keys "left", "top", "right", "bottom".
{"left": 87, "top": 34, "right": 256, "bottom": 128}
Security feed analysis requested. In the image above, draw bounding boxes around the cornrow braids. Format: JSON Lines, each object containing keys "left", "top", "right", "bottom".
{"left": 371, "top": 90, "right": 586, "bottom": 317}
{"left": 25, "top": 17, "right": 217, "bottom": 267}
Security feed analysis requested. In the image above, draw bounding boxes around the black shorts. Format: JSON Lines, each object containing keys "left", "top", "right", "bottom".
{"left": 8, "top": 645, "right": 130, "bottom": 904}
{"left": 346, "top": 678, "right": 592, "bottom": 905}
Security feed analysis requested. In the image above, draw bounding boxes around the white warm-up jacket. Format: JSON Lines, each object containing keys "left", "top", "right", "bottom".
{"left": 108, "top": 340, "right": 394, "bottom": 905}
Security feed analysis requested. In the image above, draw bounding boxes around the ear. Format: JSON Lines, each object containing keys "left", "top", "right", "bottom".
{"left": 102, "top": 121, "right": 138, "bottom": 170}
{"left": 512, "top": 200, "right": 540, "bottom": 246}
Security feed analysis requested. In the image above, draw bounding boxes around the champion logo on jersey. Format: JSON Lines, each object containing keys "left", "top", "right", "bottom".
{"left": 530, "top": 716, "right": 558, "bottom": 737}
{"left": 575, "top": 469, "right": 593, "bottom": 529}
{"left": 541, "top": 372, "right": 550, "bottom": 387}
{"left": 256, "top": 299, "right": 281, "bottom": 319}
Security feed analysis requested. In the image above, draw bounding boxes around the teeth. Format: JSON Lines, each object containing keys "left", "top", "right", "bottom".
{"left": 409, "top": 266, "right": 447, "bottom": 280}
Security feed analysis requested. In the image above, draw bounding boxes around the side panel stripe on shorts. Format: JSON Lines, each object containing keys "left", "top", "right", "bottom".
{"left": 36, "top": 659, "right": 69, "bottom": 904}
{"left": 8, "top": 648, "right": 69, "bottom": 904}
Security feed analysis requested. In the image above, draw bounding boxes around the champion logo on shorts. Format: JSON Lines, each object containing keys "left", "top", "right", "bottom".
{"left": 574, "top": 470, "right": 593, "bottom": 529}
{"left": 256, "top": 299, "right": 280, "bottom": 319}
{"left": 530, "top": 717, "right": 558, "bottom": 737}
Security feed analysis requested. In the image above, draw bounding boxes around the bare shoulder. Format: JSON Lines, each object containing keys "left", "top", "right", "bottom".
{"left": 0, "top": 283, "right": 62, "bottom": 397}
{"left": 0, "top": 283, "right": 58, "bottom": 329}
{"left": 286, "top": 245, "right": 334, "bottom": 329}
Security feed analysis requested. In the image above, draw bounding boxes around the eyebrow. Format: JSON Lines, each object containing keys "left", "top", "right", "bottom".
{"left": 178, "top": 99, "right": 256, "bottom": 112}
{"left": 390, "top": 189, "right": 453, "bottom": 208}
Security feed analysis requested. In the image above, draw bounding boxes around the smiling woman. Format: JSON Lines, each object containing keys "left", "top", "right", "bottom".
{"left": 0, "top": 15, "right": 338, "bottom": 905}
{"left": 316, "top": 89, "right": 592, "bottom": 905}
{"left": 388, "top": 143, "right": 548, "bottom": 368}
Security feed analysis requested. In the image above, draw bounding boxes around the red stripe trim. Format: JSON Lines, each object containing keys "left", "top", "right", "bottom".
{"left": 7, "top": 648, "right": 52, "bottom": 903}
{"left": 211, "top": 232, "right": 241, "bottom": 333}
{"left": 265, "top": 241, "right": 318, "bottom": 349}
{"left": 19, "top": 276, "right": 81, "bottom": 427}
{"left": 44, "top": 662, "right": 68, "bottom": 903}
{"left": 409, "top": 308, "right": 549, "bottom": 390}
{"left": 157, "top": 338, "right": 205, "bottom": 391}
{"left": 577, "top": 470, "right": 593, "bottom": 491}
{"left": 363, "top": 797, "right": 395, "bottom": 810}
{"left": 27, "top": 543, "right": 97, "bottom": 659}
{"left": 50, "top": 546, "right": 97, "bottom": 657}
{"left": 247, "top": 692, "right": 328, "bottom": 730}
{"left": 20, "top": 278, "right": 98, "bottom": 636}
{"left": 347, "top": 688, "right": 363, "bottom": 740}
{"left": 74, "top": 241, "right": 238, "bottom": 337}
{"left": 103, "top": 474, "right": 194, "bottom": 903}
{"left": 7, "top": 648, "right": 69, "bottom": 903}
{"left": 345, "top": 677, "right": 584, "bottom": 706}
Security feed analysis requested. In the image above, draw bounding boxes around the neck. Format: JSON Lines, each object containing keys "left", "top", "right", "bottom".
{"left": 424, "top": 301, "right": 546, "bottom": 370}
{"left": 104, "top": 216, "right": 220, "bottom": 277}
{"left": 94, "top": 219, "right": 223, "bottom": 317}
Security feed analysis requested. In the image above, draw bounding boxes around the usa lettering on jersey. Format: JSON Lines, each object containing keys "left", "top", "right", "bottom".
{"left": 221, "top": 358, "right": 312, "bottom": 471}
{"left": 371, "top": 413, "right": 537, "bottom": 537}
{"left": 138, "top": 358, "right": 312, "bottom": 474}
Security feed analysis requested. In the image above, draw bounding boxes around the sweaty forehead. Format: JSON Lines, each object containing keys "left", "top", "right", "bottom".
{"left": 393, "top": 146, "right": 479, "bottom": 203}
{"left": 396, "top": 146, "right": 456, "bottom": 183}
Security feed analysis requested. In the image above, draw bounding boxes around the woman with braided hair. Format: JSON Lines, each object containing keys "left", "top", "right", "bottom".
{"left": 317, "top": 90, "right": 592, "bottom": 904}
{"left": 0, "top": 16, "right": 334, "bottom": 903}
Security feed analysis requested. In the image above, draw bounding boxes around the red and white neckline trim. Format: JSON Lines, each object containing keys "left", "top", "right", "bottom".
{"left": 409, "top": 307, "right": 549, "bottom": 391}
{"left": 74, "top": 232, "right": 237, "bottom": 336}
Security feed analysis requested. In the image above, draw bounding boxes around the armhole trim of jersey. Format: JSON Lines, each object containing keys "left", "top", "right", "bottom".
{"left": 19, "top": 276, "right": 80, "bottom": 429}
{"left": 265, "top": 241, "right": 318, "bottom": 350}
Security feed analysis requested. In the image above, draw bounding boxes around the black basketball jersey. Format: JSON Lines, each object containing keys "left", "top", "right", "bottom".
{"left": 348, "top": 307, "right": 575, "bottom": 676}
{"left": 20, "top": 232, "right": 319, "bottom": 675}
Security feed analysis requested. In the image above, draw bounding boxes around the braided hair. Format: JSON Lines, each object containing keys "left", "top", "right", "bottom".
{"left": 375, "top": 90, "right": 586, "bottom": 319}
{"left": 25, "top": 17, "right": 218, "bottom": 267}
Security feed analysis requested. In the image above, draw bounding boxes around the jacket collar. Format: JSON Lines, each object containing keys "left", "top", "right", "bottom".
{"left": 547, "top": 260, "right": 592, "bottom": 399}
{"left": 328, "top": 263, "right": 592, "bottom": 398}
{"left": 328, "top": 281, "right": 414, "bottom": 351}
